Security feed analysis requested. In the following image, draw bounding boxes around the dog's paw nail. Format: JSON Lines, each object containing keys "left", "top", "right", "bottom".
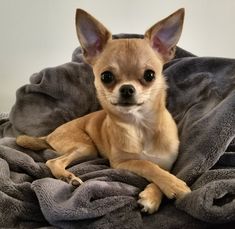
{"left": 71, "top": 180, "right": 80, "bottom": 186}
{"left": 71, "top": 177, "right": 83, "bottom": 186}
{"left": 138, "top": 196, "right": 160, "bottom": 214}
{"left": 141, "top": 207, "right": 147, "bottom": 213}
{"left": 168, "top": 192, "right": 176, "bottom": 199}
{"left": 138, "top": 201, "right": 147, "bottom": 213}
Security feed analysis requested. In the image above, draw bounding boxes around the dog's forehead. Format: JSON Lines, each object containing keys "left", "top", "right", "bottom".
{"left": 107, "top": 39, "right": 152, "bottom": 62}
{"left": 97, "top": 39, "right": 162, "bottom": 71}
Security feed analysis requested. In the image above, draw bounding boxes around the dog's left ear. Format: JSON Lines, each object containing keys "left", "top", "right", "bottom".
{"left": 76, "top": 9, "right": 112, "bottom": 64}
{"left": 145, "top": 8, "right": 185, "bottom": 63}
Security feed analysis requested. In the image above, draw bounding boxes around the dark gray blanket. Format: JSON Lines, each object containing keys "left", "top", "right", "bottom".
{"left": 0, "top": 34, "right": 235, "bottom": 228}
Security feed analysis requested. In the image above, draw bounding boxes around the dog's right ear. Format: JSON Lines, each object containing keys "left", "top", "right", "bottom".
{"left": 75, "top": 9, "right": 112, "bottom": 64}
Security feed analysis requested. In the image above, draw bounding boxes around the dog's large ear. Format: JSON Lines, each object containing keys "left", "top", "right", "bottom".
{"left": 76, "top": 9, "right": 112, "bottom": 64}
{"left": 145, "top": 8, "right": 184, "bottom": 63}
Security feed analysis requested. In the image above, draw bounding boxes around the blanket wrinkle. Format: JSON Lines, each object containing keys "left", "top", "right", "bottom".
{"left": 0, "top": 159, "right": 47, "bottom": 227}
{"left": 9, "top": 62, "right": 100, "bottom": 136}
{"left": 191, "top": 169, "right": 235, "bottom": 190}
{"left": 176, "top": 179, "right": 235, "bottom": 223}
{"left": 31, "top": 174, "right": 143, "bottom": 228}
{"left": 0, "top": 34, "right": 235, "bottom": 228}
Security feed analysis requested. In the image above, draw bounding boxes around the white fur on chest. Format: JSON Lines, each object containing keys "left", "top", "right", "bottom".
{"left": 140, "top": 149, "right": 178, "bottom": 171}
{"left": 118, "top": 106, "right": 178, "bottom": 171}
{"left": 140, "top": 128, "right": 178, "bottom": 171}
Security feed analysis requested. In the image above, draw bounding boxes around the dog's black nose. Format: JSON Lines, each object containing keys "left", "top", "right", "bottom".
{"left": 119, "top": 84, "right": 136, "bottom": 99}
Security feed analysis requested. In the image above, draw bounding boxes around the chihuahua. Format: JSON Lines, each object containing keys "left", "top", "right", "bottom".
{"left": 16, "top": 8, "right": 191, "bottom": 214}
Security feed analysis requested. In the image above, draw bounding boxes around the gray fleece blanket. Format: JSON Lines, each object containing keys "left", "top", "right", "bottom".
{"left": 0, "top": 34, "right": 235, "bottom": 228}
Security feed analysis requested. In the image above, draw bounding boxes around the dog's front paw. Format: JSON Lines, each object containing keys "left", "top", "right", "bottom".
{"left": 159, "top": 174, "right": 191, "bottom": 199}
{"left": 138, "top": 183, "right": 162, "bottom": 214}
{"left": 59, "top": 174, "right": 84, "bottom": 187}
{"left": 138, "top": 193, "right": 161, "bottom": 214}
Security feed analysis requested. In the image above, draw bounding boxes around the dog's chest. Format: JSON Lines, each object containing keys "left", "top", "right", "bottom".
{"left": 140, "top": 148, "right": 177, "bottom": 171}
{"left": 139, "top": 130, "right": 177, "bottom": 171}
{"left": 122, "top": 125, "right": 177, "bottom": 171}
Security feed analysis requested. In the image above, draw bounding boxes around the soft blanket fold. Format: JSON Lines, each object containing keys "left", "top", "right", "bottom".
{"left": 0, "top": 34, "right": 235, "bottom": 228}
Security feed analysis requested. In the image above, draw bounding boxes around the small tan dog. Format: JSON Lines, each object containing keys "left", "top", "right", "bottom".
{"left": 17, "top": 8, "right": 191, "bottom": 213}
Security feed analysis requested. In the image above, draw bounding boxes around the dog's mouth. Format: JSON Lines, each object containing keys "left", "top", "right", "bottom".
{"left": 111, "top": 102, "right": 144, "bottom": 107}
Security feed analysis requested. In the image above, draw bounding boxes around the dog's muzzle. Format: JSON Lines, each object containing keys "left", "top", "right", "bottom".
{"left": 117, "top": 84, "right": 137, "bottom": 106}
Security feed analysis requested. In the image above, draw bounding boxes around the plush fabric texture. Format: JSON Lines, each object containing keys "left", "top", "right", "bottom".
{"left": 0, "top": 34, "right": 235, "bottom": 228}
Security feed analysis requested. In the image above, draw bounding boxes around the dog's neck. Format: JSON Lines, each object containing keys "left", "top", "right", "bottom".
{"left": 104, "top": 89, "right": 167, "bottom": 133}
{"left": 102, "top": 100, "right": 166, "bottom": 155}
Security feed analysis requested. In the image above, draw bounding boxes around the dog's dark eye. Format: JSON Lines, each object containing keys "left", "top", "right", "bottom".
{"left": 143, "top": 70, "right": 155, "bottom": 82}
{"left": 101, "top": 71, "right": 114, "bottom": 84}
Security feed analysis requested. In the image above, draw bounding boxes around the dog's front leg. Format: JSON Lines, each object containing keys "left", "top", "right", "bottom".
{"left": 46, "top": 143, "right": 97, "bottom": 186}
{"left": 114, "top": 159, "right": 191, "bottom": 200}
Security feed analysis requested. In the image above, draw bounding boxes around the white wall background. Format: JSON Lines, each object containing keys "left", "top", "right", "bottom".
{"left": 0, "top": 0, "right": 235, "bottom": 111}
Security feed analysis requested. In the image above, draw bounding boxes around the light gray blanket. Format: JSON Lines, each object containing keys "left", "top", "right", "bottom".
{"left": 0, "top": 34, "right": 235, "bottom": 228}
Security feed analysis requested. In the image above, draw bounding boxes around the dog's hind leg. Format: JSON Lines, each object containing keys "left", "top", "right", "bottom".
{"left": 46, "top": 144, "right": 98, "bottom": 186}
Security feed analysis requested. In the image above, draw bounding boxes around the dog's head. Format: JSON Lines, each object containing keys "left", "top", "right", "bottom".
{"left": 75, "top": 9, "right": 184, "bottom": 116}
